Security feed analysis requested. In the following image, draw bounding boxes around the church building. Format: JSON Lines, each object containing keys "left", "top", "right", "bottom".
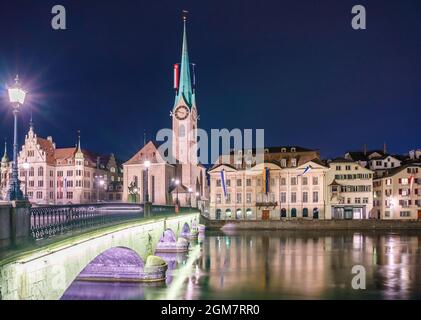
{"left": 122, "top": 16, "right": 207, "bottom": 208}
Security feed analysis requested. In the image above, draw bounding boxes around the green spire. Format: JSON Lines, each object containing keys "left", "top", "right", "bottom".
{"left": 1, "top": 140, "right": 8, "bottom": 163}
{"left": 175, "top": 14, "right": 194, "bottom": 108}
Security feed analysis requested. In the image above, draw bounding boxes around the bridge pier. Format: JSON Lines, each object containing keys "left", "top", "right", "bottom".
{"left": 0, "top": 200, "right": 31, "bottom": 249}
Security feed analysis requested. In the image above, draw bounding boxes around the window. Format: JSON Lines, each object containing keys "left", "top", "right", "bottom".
{"left": 401, "top": 178, "right": 409, "bottom": 185}
{"left": 270, "top": 178, "right": 275, "bottom": 186}
{"left": 302, "top": 177, "right": 308, "bottom": 185}
{"left": 313, "top": 191, "right": 319, "bottom": 203}
{"left": 246, "top": 193, "right": 252, "bottom": 203}
{"left": 29, "top": 167, "right": 34, "bottom": 177}
{"left": 257, "top": 179, "right": 261, "bottom": 187}
{"left": 291, "top": 158, "right": 297, "bottom": 167}
{"left": 226, "top": 179, "right": 231, "bottom": 187}
{"left": 67, "top": 170, "right": 73, "bottom": 177}
{"left": 216, "top": 194, "right": 222, "bottom": 204}
{"left": 363, "top": 197, "right": 369, "bottom": 204}
{"left": 280, "top": 178, "right": 286, "bottom": 186}
{"left": 57, "top": 171, "right": 63, "bottom": 177}
{"left": 216, "top": 179, "right": 221, "bottom": 187}
{"left": 312, "top": 177, "right": 318, "bottom": 185}
{"left": 291, "top": 177, "right": 297, "bottom": 185}
{"left": 236, "top": 179, "right": 242, "bottom": 187}
{"left": 400, "top": 211, "right": 411, "bottom": 217}
{"left": 355, "top": 197, "right": 361, "bottom": 204}
{"left": 303, "top": 192, "right": 308, "bottom": 203}
{"left": 236, "top": 193, "right": 242, "bottom": 204}
{"left": 236, "top": 209, "right": 242, "bottom": 220}
{"left": 280, "top": 192, "right": 286, "bottom": 203}
{"left": 38, "top": 180, "right": 43, "bottom": 187}
{"left": 36, "top": 191, "right": 42, "bottom": 199}
{"left": 336, "top": 166, "right": 341, "bottom": 171}
{"left": 66, "top": 192, "right": 73, "bottom": 199}
{"left": 66, "top": 180, "right": 73, "bottom": 188}
{"left": 385, "top": 211, "right": 390, "bottom": 218}
{"left": 346, "top": 165, "right": 351, "bottom": 171}
{"left": 291, "top": 192, "right": 296, "bottom": 203}
{"left": 226, "top": 193, "right": 231, "bottom": 204}
{"left": 246, "top": 179, "right": 251, "bottom": 187}
{"left": 302, "top": 208, "right": 309, "bottom": 217}
{"left": 281, "top": 159, "right": 287, "bottom": 167}
{"left": 29, "top": 180, "right": 34, "bottom": 187}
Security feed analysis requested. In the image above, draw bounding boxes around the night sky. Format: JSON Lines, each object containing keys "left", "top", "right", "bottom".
{"left": 0, "top": 0, "right": 420, "bottom": 162}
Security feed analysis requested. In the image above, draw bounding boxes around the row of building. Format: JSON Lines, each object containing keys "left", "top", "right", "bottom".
{"left": 208, "top": 147, "right": 421, "bottom": 221}
{"left": 0, "top": 123, "right": 124, "bottom": 205}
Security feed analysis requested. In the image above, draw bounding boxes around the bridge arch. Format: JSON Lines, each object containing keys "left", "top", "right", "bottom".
{"left": 0, "top": 213, "right": 199, "bottom": 300}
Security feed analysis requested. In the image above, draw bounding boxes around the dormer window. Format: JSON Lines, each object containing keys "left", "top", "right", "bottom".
{"left": 281, "top": 148, "right": 286, "bottom": 153}
{"left": 291, "top": 147, "right": 296, "bottom": 153}
{"left": 291, "top": 158, "right": 297, "bottom": 167}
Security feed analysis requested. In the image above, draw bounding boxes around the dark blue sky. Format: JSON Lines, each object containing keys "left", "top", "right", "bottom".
{"left": 0, "top": 0, "right": 420, "bottom": 161}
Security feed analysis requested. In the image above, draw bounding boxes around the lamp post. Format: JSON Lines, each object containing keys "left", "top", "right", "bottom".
{"left": 195, "top": 192, "right": 200, "bottom": 209}
{"left": 175, "top": 179, "right": 180, "bottom": 204}
{"left": 144, "top": 160, "right": 150, "bottom": 203}
{"left": 6, "top": 75, "right": 26, "bottom": 201}
{"left": 22, "top": 161, "right": 30, "bottom": 199}
{"left": 94, "top": 174, "right": 104, "bottom": 202}
{"left": 188, "top": 187, "right": 192, "bottom": 207}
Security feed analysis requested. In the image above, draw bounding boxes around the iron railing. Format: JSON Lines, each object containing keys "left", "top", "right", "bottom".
{"left": 30, "top": 203, "right": 143, "bottom": 240}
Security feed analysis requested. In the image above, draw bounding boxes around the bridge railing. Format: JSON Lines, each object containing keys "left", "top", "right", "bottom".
{"left": 30, "top": 203, "right": 143, "bottom": 240}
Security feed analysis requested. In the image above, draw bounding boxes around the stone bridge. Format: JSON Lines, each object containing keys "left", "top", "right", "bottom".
{"left": 0, "top": 211, "right": 199, "bottom": 300}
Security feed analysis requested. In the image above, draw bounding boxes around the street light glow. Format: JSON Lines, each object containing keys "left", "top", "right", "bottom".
{"left": 144, "top": 160, "right": 151, "bottom": 168}
{"left": 22, "top": 162, "right": 30, "bottom": 170}
{"left": 175, "top": 179, "right": 180, "bottom": 185}
{"left": 8, "top": 87, "right": 26, "bottom": 105}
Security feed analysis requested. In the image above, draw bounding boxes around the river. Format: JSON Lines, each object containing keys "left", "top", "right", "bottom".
{"left": 62, "top": 230, "right": 421, "bottom": 300}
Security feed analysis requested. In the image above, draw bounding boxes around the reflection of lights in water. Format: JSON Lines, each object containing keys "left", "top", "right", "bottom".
{"left": 157, "top": 245, "right": 201, "bottom": 300}
{"left": 381, "top": 235, "right": 410, "bottom": 300}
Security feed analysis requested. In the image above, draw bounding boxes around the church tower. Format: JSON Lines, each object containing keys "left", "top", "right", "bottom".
{"left": 172, "top": 13, "right": 198, "bottom": 167}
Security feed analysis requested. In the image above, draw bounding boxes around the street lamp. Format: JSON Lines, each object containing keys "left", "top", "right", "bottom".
{"left": 6, "top": 75, "right": 26, "bottom": 201}
{"left": 188, "top": 187, "right": 192, "bottom": 207}
{"left": 195, "top": 192, "right": 200, "bottom": 209}
{"left": 175, "top": 179, "right": 180, "bottom": 206}
{"left": 144, "top": 160, "right": 150, "bottom": 203}
{"left": 22, "top": 161, "right": 30, "bottom": 199}
{"left": 94, "top": 174, "right": 104, "bottom": 202}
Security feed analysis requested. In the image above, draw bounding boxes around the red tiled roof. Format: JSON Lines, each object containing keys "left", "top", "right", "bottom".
{"left": 36, "top": 137, "right": 56, "bottom": 165}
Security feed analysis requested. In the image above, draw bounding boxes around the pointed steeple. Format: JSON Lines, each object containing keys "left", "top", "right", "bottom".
{"left": 1, "top": 140, "right": 8, "bottom": 163}
{"left": 174, "top": 12, "right": 194, "bottom": 108}
{"left": 75, "top": 130, "right": 84, "bottom": 159}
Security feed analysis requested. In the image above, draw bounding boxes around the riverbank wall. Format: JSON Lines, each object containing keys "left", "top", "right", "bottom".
{"left": 201, "top": 215, "right": 421, "bottom": 231}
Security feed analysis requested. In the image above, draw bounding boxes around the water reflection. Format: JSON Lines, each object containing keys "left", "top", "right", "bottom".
{"left": 190, "top": 231, "right": 421, "bottom": 300}
{"left": 62, "top": 231, "right": 421, "bottom": 300}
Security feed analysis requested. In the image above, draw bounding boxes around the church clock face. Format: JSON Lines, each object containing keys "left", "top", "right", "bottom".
{"left": 175, "top": 105, "right": 189, "bottom": 120}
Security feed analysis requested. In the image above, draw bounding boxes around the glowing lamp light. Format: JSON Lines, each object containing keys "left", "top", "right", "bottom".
{"left": 99, "top": 180, "right": 105, "bottom": 186}
{"left": 195, "top": 192, "right": 199, "bottom": 197}
{"left": 144, "top": 160, "right": 151, "bottom": 168}
{"left": 8, "top": 87, "right": 26, "bottom": 105}
{"left": 188, "top": 187, "right": 192, "bottom": 193}
{"left": 22, "top": 162, "right": 30, "bottom": 170}
{"left": 175, "top": 179, "right": 180, "bottom": 185}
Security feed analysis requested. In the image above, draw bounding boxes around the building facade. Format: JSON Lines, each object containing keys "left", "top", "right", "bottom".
{"left": 0, "top": 124, "right": 123, "bottom": 205}
{"left": 122, "top": 17, "right": 207, "bottom": 208}
{"left": 373, "top": 163, "right": 421, "bottom": 220}
{"left": 208, "top": 147, "right": 328, "bottom": 220}
{"left": 325, "top": 159, "right": 374, "bottom": 220}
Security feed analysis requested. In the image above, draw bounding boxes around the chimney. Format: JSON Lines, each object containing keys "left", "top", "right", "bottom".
{"left": 383, "top": 142, "right": 387, "bottom": 154}
{"left": 363, "top": 144, "right": 367, "bottom": 156}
